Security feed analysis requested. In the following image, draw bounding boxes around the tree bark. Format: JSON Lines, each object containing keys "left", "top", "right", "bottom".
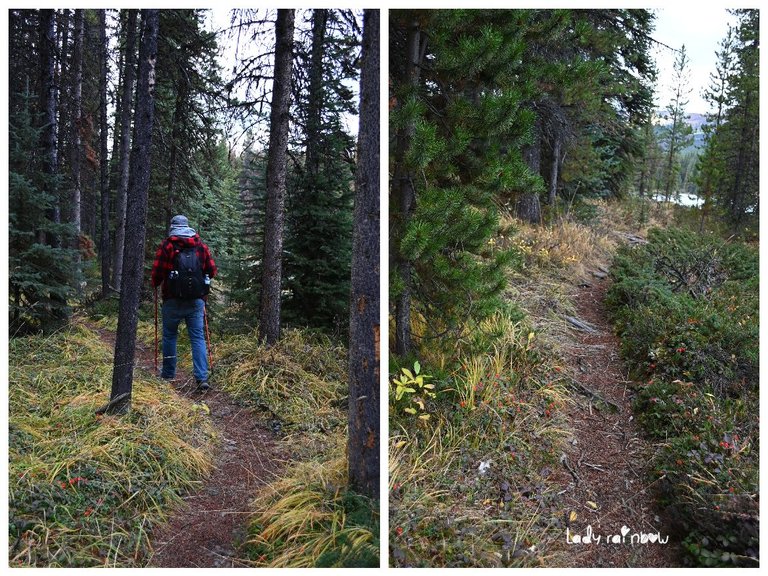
{"left": 392, "top": 19, "right": 422, "bottom": 357}
{"left": 108, "top": 9, "right": 159, "bottom": 415}
{"left": 70, "top": 9, "right": 84, "bottom": 270}
{"left": 258, "top": 9, "right": 295, "bottom": 346}
{"left": 39, "top": 10, "right": 58, "bottom": 246}
{"left": 55, "top": 9, "right": 69, "bottom": 194}
{"left": 305, "top": 9, "right": 327, "bottom": 182}
{"left": 730, "top": 88, "right": 753, "bottom": 231}
{"left": 348, "top": 8, "right": 380, "bottom": 501}
{"left": 291, "top": 8, "right": 328, "bottom": 323}
{"left": 548, "top": 131, "right": 561, "bottom": 207}
{"left": 98, "top": 9, "right": 111, "bottom": 297}
{"left": 112, "top": 10, "right": 138, "bottom": 290}
{"left": 166, "top": 81, "right": 189, "bottom": 217}
{"left": 517, "top": 113, "right": 542, "bottom": 223}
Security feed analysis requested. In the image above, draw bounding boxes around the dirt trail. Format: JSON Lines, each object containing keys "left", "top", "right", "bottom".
{"left": 90, "top": 323, "right": 282, "bottom": 567}
{"left": 551, "top": 276, "right": 680, "bottom": 567}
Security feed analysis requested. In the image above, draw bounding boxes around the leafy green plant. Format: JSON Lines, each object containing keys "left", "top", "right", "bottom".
{"left": 392, "top": 362, "right": 436, "bottom": 421}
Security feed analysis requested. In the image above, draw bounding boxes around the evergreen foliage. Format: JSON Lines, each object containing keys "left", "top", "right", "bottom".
{"left": 696, "top": 10, "right": 759, "bottom": 233}
{"left": 390, "top": 9, "right": 657, "bottom": 350}
{"left": 659, "top": 45, "right": 694, "bottom": 202}
{"left": 149, "top": 9, "right": 224, "bottom": 241}
{"left": 9, "top": 84, "right": 76, "bottom": 333}
{"left": 283, "top": 9, "right": 359, "bottom": 334}
{"left": 390, "top": 10, "right": 530, "bottom": 347}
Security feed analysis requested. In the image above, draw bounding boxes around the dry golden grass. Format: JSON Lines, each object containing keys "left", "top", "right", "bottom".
{"left": 212, "top": 327, "right": 378, "bottom": 568}
{"left": 8, "top": 321, "right": 217, "bottom": 567}
{"left": 241, "top": 431, "right": 379, "bottom": 568}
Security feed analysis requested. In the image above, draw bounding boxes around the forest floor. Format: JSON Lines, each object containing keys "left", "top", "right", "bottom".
{"left": 91, "top": 325, "right": 283, "bottom": 568}
{"left": 548, "top": 266, "right": 680, "bottom": 567}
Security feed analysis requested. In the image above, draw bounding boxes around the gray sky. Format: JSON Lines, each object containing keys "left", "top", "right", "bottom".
{"left": 651, "top": 6, "right": 740, "bottom": 114}
{"left": 205, "top": 8, "right": 360, "bottom": 148}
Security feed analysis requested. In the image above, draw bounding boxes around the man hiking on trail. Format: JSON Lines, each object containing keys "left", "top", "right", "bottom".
{"left": 151, "top": 215, "right": 217, "bottom": 392}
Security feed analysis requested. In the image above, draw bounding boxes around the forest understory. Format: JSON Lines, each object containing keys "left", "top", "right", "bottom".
{"left": 389, "top": 199, "right": 759, "bottom": 568}
{"left": 9, "top": 303, "right": 379, "bottom": 568}
{"left": 9, "top": 7, "right": 381, "bottom": 569}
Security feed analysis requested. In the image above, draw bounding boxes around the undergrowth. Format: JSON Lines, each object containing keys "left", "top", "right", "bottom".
{"left": 388, "top": 199, "right": 687, "bottom": 567}
{"left": 606, "top": 227, "right": 759, "bottom": 567}
{"left": 242, "top": 435, "right": 379, "bottom": 568}
{"left": 389, "top": 318, "right": 571, "bottom": 567}
{"left": 213, "top": 328, "right": 379, "bottom": 568}
{"left": 8, "top": 322, "right": 217, "bottom": 567}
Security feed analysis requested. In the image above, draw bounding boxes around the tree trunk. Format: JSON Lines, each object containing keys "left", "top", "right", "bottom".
{"left": 548, "top": 131, "right": 561, "bottom": 207}
{"left": 663, "top": 114, "right": 678, "bottom": 202}
{"left": 71, "top": 9, "right": 84, "bottom": 275}
{"left": 730, "top": 89, "right": 753, "bottom": 231}
{"left": 348, "top": 8, "right": 380, "bottom": 501}
{"left": 39, "top": 9, "right": 58, "bottom": 246}
{"left": 166, "top": 63, "right": 189, "bottom": 218}
{"left": 518, "top": 113, "right": 542, "bottom": 223}
{"left": 108, "top": 9, "right": 159, "bottom": 415}
{"left": 98, "top": 10, "right": 111, "bottom": 297}
{"left": 392, "top": 19, "right": 422, "bottom": 357}
{"left": 258, "top": 9, "right": 295, "bottom": 346}
{"left": 291, "top": 8, "right": 328, "bottom": 323}
{"left": 305, "top": 9, "right": 327, "bottom": 182}
{"left": 112, "top": 10, "right": 138, "bottom": 290}
{"left": 55, "top": 9, "right": 69, "bottom": 197}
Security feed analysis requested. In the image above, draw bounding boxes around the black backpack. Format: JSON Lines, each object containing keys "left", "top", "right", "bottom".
{"left": 169, "top": 244, "right": 208, "bottom": 299}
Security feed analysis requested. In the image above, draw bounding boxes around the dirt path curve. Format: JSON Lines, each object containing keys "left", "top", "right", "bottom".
{"left": 552, "top": 276, "right": 680, "bottom": 567}
{"left": 89, "top": 322, "right": 282, "bottom": 567}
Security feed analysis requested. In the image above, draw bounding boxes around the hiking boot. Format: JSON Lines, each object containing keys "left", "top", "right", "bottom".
{"left": 197, "top": 380, "right": 210, "bottom": 392}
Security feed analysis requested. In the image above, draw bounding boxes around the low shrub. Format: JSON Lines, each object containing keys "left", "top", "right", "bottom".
{"left": 607, "top": 227, "right": 759, "bottom": 567}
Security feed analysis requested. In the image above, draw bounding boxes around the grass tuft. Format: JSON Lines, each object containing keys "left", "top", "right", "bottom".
{"left": 240, "top": 432, "right": 379, "bottom": 568}
{"left": 8, "top": 321, "right": 217, "bottom": 567}
{"left": 212, "top": 327, "right": 379, "bottom": 567}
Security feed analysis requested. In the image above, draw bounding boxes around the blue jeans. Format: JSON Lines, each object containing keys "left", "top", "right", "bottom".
{"left": 161, "top": 298, "right": 209, "bottom": 382}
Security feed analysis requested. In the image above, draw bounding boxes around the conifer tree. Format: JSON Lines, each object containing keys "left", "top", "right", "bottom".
{"left": 149, "top": 9, "right": 224, "bottom": 238}
{"left": 716, "top": 9, "right": 759, "bottom": 231}
{"left": 9, "top": 90, "right": 75, "bottom": 334}
{"left": 283, "top": 9, "right": 357, "bottom": 334}
{"left": 660, "top": 44, "right": 694, "bottom": 202}
{"left": 391, "top": 10, "right": 530, "bottom": 350}
{"left": 98, "top": 9, "right": 110, "bottom": 297}
{"left": 107, "top": 9, "right": 159, "bottom": 415}
{"left": 112, "top": 9, "right": 138, "bottom": 290}
{"left": 259, "top": 9, "right": 295, "bottom": 345}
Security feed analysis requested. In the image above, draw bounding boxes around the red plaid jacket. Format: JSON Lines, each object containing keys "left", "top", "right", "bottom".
{"left": 151, "top": 234, "right": 217, "bottom": 300}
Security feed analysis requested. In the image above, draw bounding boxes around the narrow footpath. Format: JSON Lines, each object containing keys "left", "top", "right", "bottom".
{"left": 551, "top": 273, "right": 680, "bottom": 567}
{"left": 92, "top": 324, "right": 282, "bottom": 567}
